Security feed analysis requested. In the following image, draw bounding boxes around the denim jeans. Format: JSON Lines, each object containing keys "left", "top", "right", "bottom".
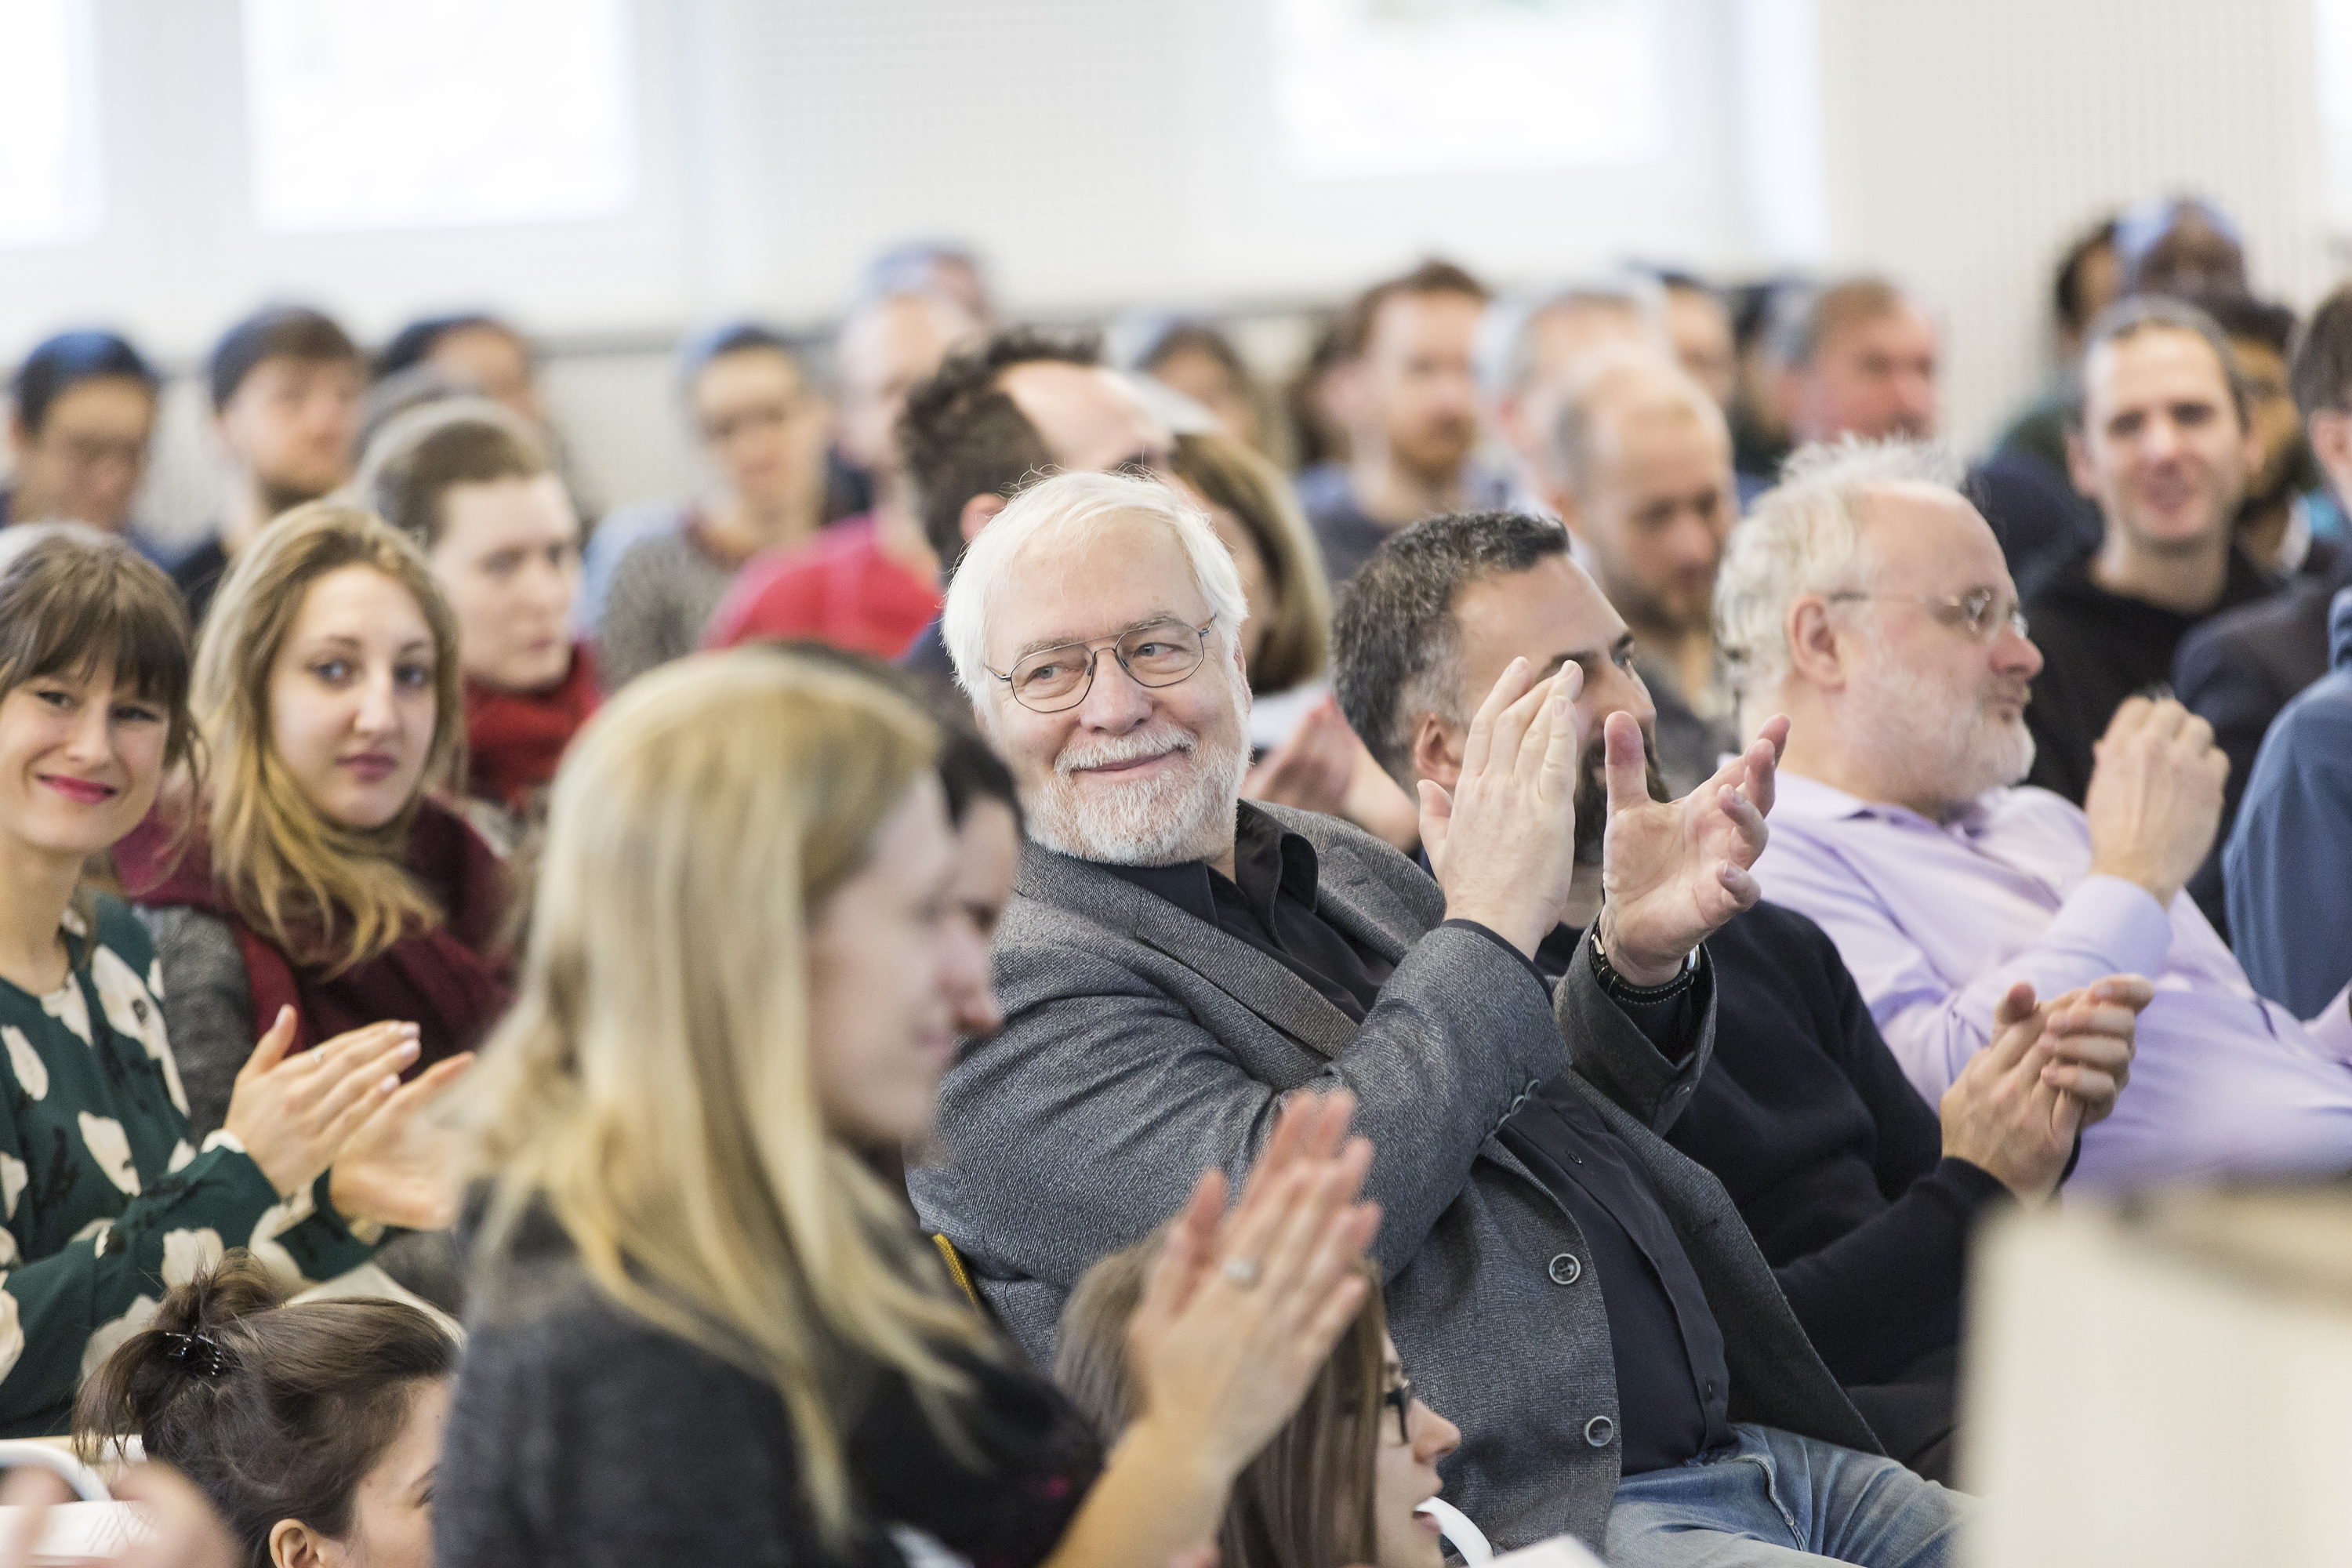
{"left": 1603, "top": 1424, "right": 1971, "bottom": 1566}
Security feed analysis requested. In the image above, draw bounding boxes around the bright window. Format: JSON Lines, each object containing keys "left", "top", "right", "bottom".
{"left": 0, "top": 0, "right": 100, "bottom": 248}
{"left": 242, "top": 0, "right": 636, "bottom": 233}
{"left": 1272, "top": 0, "right": 1664, "bottom": 178}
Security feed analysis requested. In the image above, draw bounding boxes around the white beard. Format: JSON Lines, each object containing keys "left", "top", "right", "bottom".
{"left": 1025, "top": 720, "right": 1252, "bottom": 866}
{"left": 1850, "top": 652, "right": 2037, "bottom": 811}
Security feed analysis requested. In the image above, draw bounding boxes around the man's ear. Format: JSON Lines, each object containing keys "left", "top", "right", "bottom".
{"left": 1321, "top": 358, "right": 1370, "bottom": 433}
{"left": 1784, "top": 596, "right": 1852, "bottom": 691}
{"left": 2064, "top": 424, "right": 2099, "bottom": 501}
{"left": 1553, "top": 488, "right": 1587, "bottom": 545}
{"left": 959, "top": 492, "right": 1008, "bottom": 547}
{"left": 2308, "top": 408, "right": 2352, "bottom": 505}
{"left": 1410, "top": 711, "right": 1465, "bottom": 793}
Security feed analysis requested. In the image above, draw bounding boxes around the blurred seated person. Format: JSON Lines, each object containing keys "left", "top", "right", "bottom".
{"left": 4, "top": 329, "right": 162, "bottom": 554}
{"left": 375, "top": 310, "right": 597, "bottom": 520}
{"left": 1992, "top": 217, "right": 2122, "bottom": 478}
{"left": 2226, "top": 587, "right": 2352, "bottom": 1018}
{"left": 436, "top": 649, "right": 1380, "bottom": 1568}
{"left": 121, "top": 506, "right": 510, "bottom": 1137}
{"left": 2114, "top": 193, "right": 2249, "bottom": 299}
{"left": 1727, "top": 440, "right": 2352, "bottom": 1185}
{"left": 357, "top": 401, "right": 596, "bottom": 848}
{"left": 1544, "top": 351, "right": 1740, "bottom": 796}
{"left": 1057, "top": 1232, "right": 1558, "bottom": 1568}
{"left": 1724, "top": 276, "right": 1810, "bottom": 488}
{"left": 174, "top": 306, "right": 366, "bottom": 627}
{"left": 590, "top": 322, "right": 829, "bottom": 690}
{"left": 1479, "top": 279, "right": 1668, "bottom": 520}
{"left": 0, "top": 526, "right": 463, "bottom": 1434}
{"left": 1772, "top": 278, "right": 1940, "bottom": 450}
{"left": 1654, "top": 271, "right": 1739, "bottom": 412}
{"left": 2180, "top": 285, "right": 2352, "bottom": 910}
{"left": 894, "top": 327, "right": 1176, "bottom": 682}
{"left": 2198, "top": 292, "right": 2332, "bottom": 580}
{"left": 910, "top": 469, "right": 1971, "bottom": 1562}
{"left": 862, "top": 238, "right": 998, "bottom": 328}
{"left": 1297, "top": 260, "right": 1508, "bottom": 586}
{"left": 1333, "top": 508, "right": 2143, "bottom": 1482}
{"left": 1284, "top": 314, "right": 1353, "bottom": 472}
{"left": 2025, "top": 298, "right": 2277, "bottom": 816}
{"left": 77, "top": 1251, "right": 456, "bottom": 1568}
{"left": 1123, "top": 315, "right": 1270, "bottom": 455}
{"left": 1170, "top": 426, "right": 1416, "bottom": 850}
{"left": 703, "top": 290, "right": 977, "bottom": 659}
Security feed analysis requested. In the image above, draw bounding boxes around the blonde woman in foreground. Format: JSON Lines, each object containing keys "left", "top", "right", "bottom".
{"left": 434, "top": 650, "right": 1381, "bottom": 1568}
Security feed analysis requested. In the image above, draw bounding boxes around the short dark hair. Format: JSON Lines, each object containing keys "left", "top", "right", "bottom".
{"left": 896, "top": 325, "right": 1100, "bottom": 574}
{"left": 361, "top": 406, "right": 551, "bottom": 550}
{"left": 2070, "top": 294, "right": 2250, "bottom": 431}
{"left": 1331, "top": 510, "right": 1569, "bottom": 785}
{"left": 2292, "top": 283, "right": 2352, "bottom": 419}
{"left": 676, "top": 318, "right": 797, "bottom": 397}
{"left": 207, "top": 305, "right": 360, "bottom": 412}
{"left": 2198, "top": 292, "right": 2299, "bottom": 359}
{"left": 74, "top": 1253, "right": 457, "bottom": 1568}
{"left": 2054, "top": 218, "right": 2120, "bottom": 334}
{"left": 9, "top": 329, "right": 158, "bottom": 437}
{"left": 376, "top": 311, "right": 525, "bottom": 381}
{"left": 1331, "top": 259, "right": 1490, "bottom": 362}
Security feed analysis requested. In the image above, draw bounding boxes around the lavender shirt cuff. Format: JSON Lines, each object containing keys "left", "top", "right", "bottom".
{"left": 2042, "top": 874, "right": 2175, "bottom": 980}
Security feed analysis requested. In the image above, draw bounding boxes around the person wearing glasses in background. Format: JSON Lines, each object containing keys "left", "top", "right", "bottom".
{"left": 1727, "top": 439, "right": 2352, "bottom": 1187}
{"left": 585, "top": 322, "right": 831, "bottom": 690}
{"left": 4, "top": 331, "right": 164, "bottom": 555}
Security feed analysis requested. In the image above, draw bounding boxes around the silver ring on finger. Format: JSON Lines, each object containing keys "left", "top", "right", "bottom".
{"left": 1221, "top": 1256, "right": 1262, "bottom": 1289}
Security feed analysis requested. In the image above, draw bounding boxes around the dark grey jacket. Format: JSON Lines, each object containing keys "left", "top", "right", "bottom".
{"left": 908, "top": 804, "right": 1875, "bottom": 1552}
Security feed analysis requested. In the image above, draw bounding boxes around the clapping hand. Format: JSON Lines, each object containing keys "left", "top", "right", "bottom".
{"left": 222, "top": 1011, "right": 423, "bottom": 1200}
{"left": 1123, "top": 1092, "right": 1381, "bottom": 1483}
{"left": 1595, "top": 713, "right": 1789, "bottom": 985}
{"left": 1421, "top": 658, "right": 1586, "bottom": 956}
{"left": 326, "top": 1053, "right": 475, "bottom": 1232}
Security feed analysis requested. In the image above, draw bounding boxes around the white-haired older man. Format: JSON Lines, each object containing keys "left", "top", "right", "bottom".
{"left": 1729, "top": 440, "right": 2352, "bottom": 1185}
{"left": 909, "top": 468, "right": 1971, "bottom": 1565}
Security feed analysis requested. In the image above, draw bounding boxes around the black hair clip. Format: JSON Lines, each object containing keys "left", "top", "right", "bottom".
{"left": 158, "top": 1330, "right": 232, "bottom": 1377}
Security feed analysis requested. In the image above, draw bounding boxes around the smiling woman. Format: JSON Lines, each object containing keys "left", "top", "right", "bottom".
{"left": 116, "top": 504, "right": 511, "bottom": 1143}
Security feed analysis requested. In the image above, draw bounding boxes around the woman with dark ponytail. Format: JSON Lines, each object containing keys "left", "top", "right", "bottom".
{"left": 75, "top": 1250, "right": 456, "bottom": 1568}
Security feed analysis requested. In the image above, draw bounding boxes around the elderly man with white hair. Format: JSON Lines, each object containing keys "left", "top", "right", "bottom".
{"left": 1731, "top": 440, "right": 2352, "bottom": 1185}
{"left": 909, "top": 468, "right": 1972, "bottom": 1566}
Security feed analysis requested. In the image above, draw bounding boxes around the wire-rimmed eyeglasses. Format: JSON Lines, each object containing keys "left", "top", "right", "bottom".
{"left": 985, "top": 619, "right": 1216, "bottom": 713}
{"left": 1824, "top": 588, "right": 2028, "bottom": 644}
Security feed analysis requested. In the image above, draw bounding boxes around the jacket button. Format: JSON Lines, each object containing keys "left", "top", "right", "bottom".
{"left": 1584, "top": 1415, "right": 1614, "bottom": 1447}
{"left": 1548, "top": 1252, "right": 1581, "bottom": 1286}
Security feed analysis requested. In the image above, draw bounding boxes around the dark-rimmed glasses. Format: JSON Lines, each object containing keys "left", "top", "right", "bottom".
{"left": 1824, "top": 588, "right": 2027, "bottom": 644}
{"left": 985, "top": 619, "right": 1216, "bottom": 713}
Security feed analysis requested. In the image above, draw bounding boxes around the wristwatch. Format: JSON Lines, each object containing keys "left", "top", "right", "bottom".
{"left": 1588, "top": 918, "right": 1700, "bottom": 1003}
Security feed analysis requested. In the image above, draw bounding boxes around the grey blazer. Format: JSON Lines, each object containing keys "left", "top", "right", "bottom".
{"left": 908, "top": 803, "right": 1875, "bottom": 1552}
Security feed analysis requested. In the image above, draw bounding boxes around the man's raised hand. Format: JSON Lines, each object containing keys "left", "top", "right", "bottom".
{"left": 1421, "top": 658, "right": 1586, "bottom": 957}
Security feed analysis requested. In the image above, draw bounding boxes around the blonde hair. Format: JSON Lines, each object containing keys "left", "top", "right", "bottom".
{"left": 1169, "top": 430, "right": 1333, "bottom": 694}
{"left": 193, "top": 503, "right": 465, "bottom": 971}
{"left": 458, "top": 651, "right": 994, "bottom": 1543}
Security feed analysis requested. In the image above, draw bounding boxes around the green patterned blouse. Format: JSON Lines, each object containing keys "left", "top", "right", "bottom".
{"left": 0, "top": 891, "right": 373, "bottom": 1435}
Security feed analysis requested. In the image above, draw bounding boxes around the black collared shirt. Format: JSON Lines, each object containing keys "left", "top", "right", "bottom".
{"left": 1111, "top": 809, "right": 1733, "bottom": 1475}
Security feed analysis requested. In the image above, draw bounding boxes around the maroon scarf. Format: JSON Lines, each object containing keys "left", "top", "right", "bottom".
{"left": 117, "top": 800, "right": 511, "bottom": 1067}
{"left": 463, "top": 644, "right": 601, "bottom": 811}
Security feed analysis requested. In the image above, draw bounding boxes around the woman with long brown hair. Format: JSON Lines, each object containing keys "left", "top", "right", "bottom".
{"left": 120, "top": 503, "right": 509, "bottom": 1137}
{"left": 0, "top": 524, "right": 463, "bottom": 1436}
{"left": 437, "top": 650, "right": 1382, "bottom": 1567}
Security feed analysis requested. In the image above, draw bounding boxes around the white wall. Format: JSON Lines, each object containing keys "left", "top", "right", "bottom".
{"left": 5, "top": 0, "right": 2348, "bottom": 539}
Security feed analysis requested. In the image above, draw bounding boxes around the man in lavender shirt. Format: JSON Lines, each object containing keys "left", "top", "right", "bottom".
{"left": 1718, "top": 438, "right": 2352, "bottom": 1185}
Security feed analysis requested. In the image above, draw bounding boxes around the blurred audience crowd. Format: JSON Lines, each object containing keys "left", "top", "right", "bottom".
{"left": 2, "top": 194, "right": 2350, "bottom": 1566}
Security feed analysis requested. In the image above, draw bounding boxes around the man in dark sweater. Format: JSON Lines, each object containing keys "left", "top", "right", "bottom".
{"left": 1332, "top": 510, "right": 2146, "bottom": 1483}
{"left": 2024, "top": 296, "right": 2278, "bottom": 802}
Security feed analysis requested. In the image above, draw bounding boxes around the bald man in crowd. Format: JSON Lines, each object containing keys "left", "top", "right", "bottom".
{"left": 1482, "top": 280, "right": 1669, "bottom": 517}
{"left": 1724, "top": 439, "right": 2352, "bottom": 1186}
{"left": 1545, "top": 351, "right": 1741, "bottom": 796}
